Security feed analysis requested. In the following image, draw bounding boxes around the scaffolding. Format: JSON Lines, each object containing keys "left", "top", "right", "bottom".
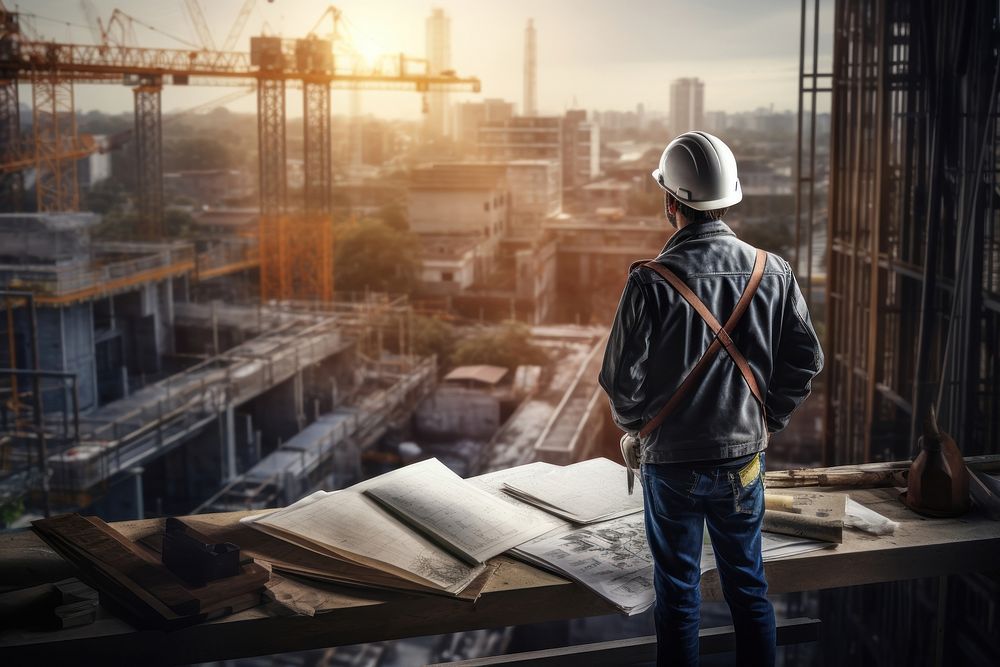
{"left": 800, "top": 1, "right": 1000, "bottom": 664}
{"left": 819, "top": 0, "right": 1000, "bottom": 465}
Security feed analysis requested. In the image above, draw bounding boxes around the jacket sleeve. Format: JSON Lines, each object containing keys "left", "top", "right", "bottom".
{"left": 599, "top": 272, "right": 652, "bottom": 434}
{"left": 765, "top": 265, "right": 824, "bottom": 433}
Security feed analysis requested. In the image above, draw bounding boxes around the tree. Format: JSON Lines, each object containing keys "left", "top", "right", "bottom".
{"left": 378, "top": 201, "right": 408, "bottom": 231}
{"left": 334, "top": 219, "right": 421, "bottom": 295}
{"left": 451, "top": 321, "right": 550, "bottom": 372}
{"left": 411, "top": 315, "right": 458, "bottom": 370}
{"left": 163, "top": 136, "right": 234, "bottom": 171}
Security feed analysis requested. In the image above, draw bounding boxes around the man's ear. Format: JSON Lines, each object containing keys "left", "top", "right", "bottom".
{"left": 666, "top": 194, "right": 677, "bottom": 213}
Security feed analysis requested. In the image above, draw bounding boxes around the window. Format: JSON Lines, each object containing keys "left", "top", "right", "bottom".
{"left": 441, "top": 271, "right": 454, "bottom": 282}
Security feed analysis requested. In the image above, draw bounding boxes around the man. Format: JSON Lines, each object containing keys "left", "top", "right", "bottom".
{"left": 598, "top": 131, "right": 823, "bottom": 667}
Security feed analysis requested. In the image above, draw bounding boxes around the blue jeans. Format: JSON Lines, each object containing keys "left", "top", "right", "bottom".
{"left": 642, "top": 454, "right": 776, "bottom": 667}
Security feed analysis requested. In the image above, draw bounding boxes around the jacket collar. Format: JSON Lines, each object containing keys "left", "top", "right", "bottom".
{"left": 659, "top": 219, "right": 736, "bottom": 257}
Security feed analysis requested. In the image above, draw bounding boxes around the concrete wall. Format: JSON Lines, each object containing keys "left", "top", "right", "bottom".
{"left": 27, "top": 303, "right": 98, "bottom": 413}
{"left": 415, "top": 386, "right": 500, "bottom": 439}
{"left": 408, "top": 188, "right": 507, "bottom": 236}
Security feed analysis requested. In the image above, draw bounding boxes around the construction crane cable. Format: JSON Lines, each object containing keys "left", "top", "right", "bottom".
{"left": 19, "top": 8, "right": 204, "bottom": 51}
{"left": 15, "top": 11, "right": 93, "bottom": 34}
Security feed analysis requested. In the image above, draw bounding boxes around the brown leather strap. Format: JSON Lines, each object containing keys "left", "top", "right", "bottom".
{"left": 638, "top": 248, "right": 768, "bottom": 439}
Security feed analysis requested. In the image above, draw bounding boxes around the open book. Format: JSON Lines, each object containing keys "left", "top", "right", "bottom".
{"left": 245, "top": 458, "right": 553, "bottom": 594}
{"left": 245, "top": 472, "right": 483, "bottom": 595}
{"left": 362, "top": 458, "right": 557, "bottom": 565}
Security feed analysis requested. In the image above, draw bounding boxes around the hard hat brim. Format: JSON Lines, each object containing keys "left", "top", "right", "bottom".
{"left": 651, "top": 168, "right": 743, "bottom": 210}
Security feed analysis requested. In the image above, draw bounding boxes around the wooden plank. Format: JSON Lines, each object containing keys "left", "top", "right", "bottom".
{"left": 34, "top": 515, "right": 197, "bottom": 617}
{"left": 425, "top": 617, "right": 822, "bottom": 666}
{"left": 32, "top": 514, "right": 269, "bottom": 629}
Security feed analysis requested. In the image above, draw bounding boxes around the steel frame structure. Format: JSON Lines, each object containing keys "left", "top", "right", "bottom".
{"left": 802, "top": 1, "right": 1000, "bottom": 664}
{"left": 30, "top": 72, "right": 78, "bottom": 212}
{"left": 0, "top": 74, "right": 20, "bottom": 211}
{"left": 0, "top": 11, "right": 479, "bottom": 298}
{"left": 133, "top": 79, "right": 163, "bottom": 239}
{"left": 303, "top": 79, "right": 332, "bottom": 218}
{"left": 257, "top": 75, "right": 287, "bottom": 302}
{"left": 820, "top": 0, "right": 1000, "bottom": 466}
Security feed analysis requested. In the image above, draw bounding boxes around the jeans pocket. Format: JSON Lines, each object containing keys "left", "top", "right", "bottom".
{"left": 730, "top": 455, "right": 763, "bottom": 514}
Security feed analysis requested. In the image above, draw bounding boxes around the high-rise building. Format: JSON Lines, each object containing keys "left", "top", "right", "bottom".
{"left": 523, "top": 19, "right": 537, "bottom": 116}
{"left": 453, "top": 98, "right": 516, "bottom": 148}
{"left": 478, "top": 111, "right": 599, "bottom": 189}
{"left": 425, "top": 8, "right": 451, "bottom": 138}
{"left": 669, "top": 77, "right": 705, "bottom": 134}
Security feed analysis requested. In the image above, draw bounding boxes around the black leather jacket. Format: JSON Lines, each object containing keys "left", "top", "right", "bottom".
{"left": 599, "top": 220, "right": 824, "bottom": 464}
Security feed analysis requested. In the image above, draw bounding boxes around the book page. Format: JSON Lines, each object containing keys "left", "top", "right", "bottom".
{"left": 502, "top": 457, "right": 644, "bottom": 524}
{"left": 251, "top": 483, "right": 483, "bottom": 593}
{"left": 512, "top": 512, "right": 654, "bottom": 615}
{"left": 363, "top": 458, "right": 556, "bottom": 564}
{"left": 467, "top": 462, "right": 569, "bottom": 534}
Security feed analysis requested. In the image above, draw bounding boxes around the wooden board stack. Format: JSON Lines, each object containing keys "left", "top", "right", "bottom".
{"left": 32, "top": 513, "right": 269, "bottom": 629}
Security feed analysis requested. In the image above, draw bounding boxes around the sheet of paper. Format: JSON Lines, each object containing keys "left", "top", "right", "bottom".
{"left": 791, "top": 491, "right": 847, "bottom": 521}
{"left": 512, "top": 512, "right": 654, "bottom": 615}
{"left": 502, "top": 457, "right": 644, "bottom": 524}
{"left": 700, "top": 531, "right": 833, "bottom": 574}
{"left": 363, "top": 458, "right": 557, "bottom": 564}
{"left": 467, "top": 462, "right": 570, "bottom": 534}
{"left": 249, "top": 469, "right": 484, "bottom": 594}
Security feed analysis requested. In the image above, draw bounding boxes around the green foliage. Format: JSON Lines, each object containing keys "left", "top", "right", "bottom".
{"left": 334, "top": 219, "right": 421, "bottom": 295}
{"left": 378, "top": 201, "right": 408, "bottom": 231}
{"left": 411, "top": 315, "right": 458, "bottom": 370}
{"left": 451, "top": 321, "right": 550, "bottom": 372}
{"left": 0, "top": 497, "right": 24, "bottom": 528}
{"left": 163, "top": 136, "right": 234, "bottom": 172}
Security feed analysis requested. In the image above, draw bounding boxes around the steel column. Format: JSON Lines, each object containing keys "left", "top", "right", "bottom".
{"left": 0, "top": 76, "right": 21, "bottom": 211}
{"left": 133, "top": 79, "right": 163, "bottom": 238}
{"left": 257, "top": 75, "right": 287, "bottom": 301}
{"left": 303, "top": 79, "right": 331, "bottom": 217}
{"left": 31, "top": 72, "right": 78, "bottom": 212}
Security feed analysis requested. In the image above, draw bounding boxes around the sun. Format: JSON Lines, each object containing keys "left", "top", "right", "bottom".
{"left": 353, "top": 36, "right": 383, "bottom": 71}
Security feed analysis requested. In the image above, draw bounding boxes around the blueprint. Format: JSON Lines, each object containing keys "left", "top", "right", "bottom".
{"left": 700, "top": 531, "right": 834, "bottom": 574}
{"left": 502, "top": 457, "right": 644, "bottom": 524}
{"left": 363, "top": 458, "right": 556, "bottom": 564}
{"left": 512, "top": 511, "right": 654, "bottom": 615}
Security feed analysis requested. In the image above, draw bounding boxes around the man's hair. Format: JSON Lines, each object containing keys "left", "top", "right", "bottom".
{"left": 668, "top": 192, "right": 730, "bottom": 224}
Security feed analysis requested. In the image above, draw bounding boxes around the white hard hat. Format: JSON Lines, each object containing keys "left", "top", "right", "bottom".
{"left": 651, "top": 131, "right": 742, "bottom": 210}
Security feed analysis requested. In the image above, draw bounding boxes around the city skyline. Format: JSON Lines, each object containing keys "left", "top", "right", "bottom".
{"left": 13, "top": 0, "right": 832, "bottom": 119}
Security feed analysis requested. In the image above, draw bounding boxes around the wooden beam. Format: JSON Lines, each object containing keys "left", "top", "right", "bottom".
{"left": 426, "top": 617, "right": 822, "bottom": 666}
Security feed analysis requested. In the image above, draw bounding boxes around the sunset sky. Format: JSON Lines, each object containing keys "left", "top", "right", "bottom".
{"left": 16, "top": 0, "right": 833, "bottom": 118}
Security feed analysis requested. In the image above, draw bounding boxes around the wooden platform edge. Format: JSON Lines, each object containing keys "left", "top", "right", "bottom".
{"left": 426, "top": 617, "right": 822, "bottom": 666}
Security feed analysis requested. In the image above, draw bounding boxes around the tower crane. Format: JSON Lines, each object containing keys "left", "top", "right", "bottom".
{"left": 0, "top": 3, "right": 481, "bottom": 301}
